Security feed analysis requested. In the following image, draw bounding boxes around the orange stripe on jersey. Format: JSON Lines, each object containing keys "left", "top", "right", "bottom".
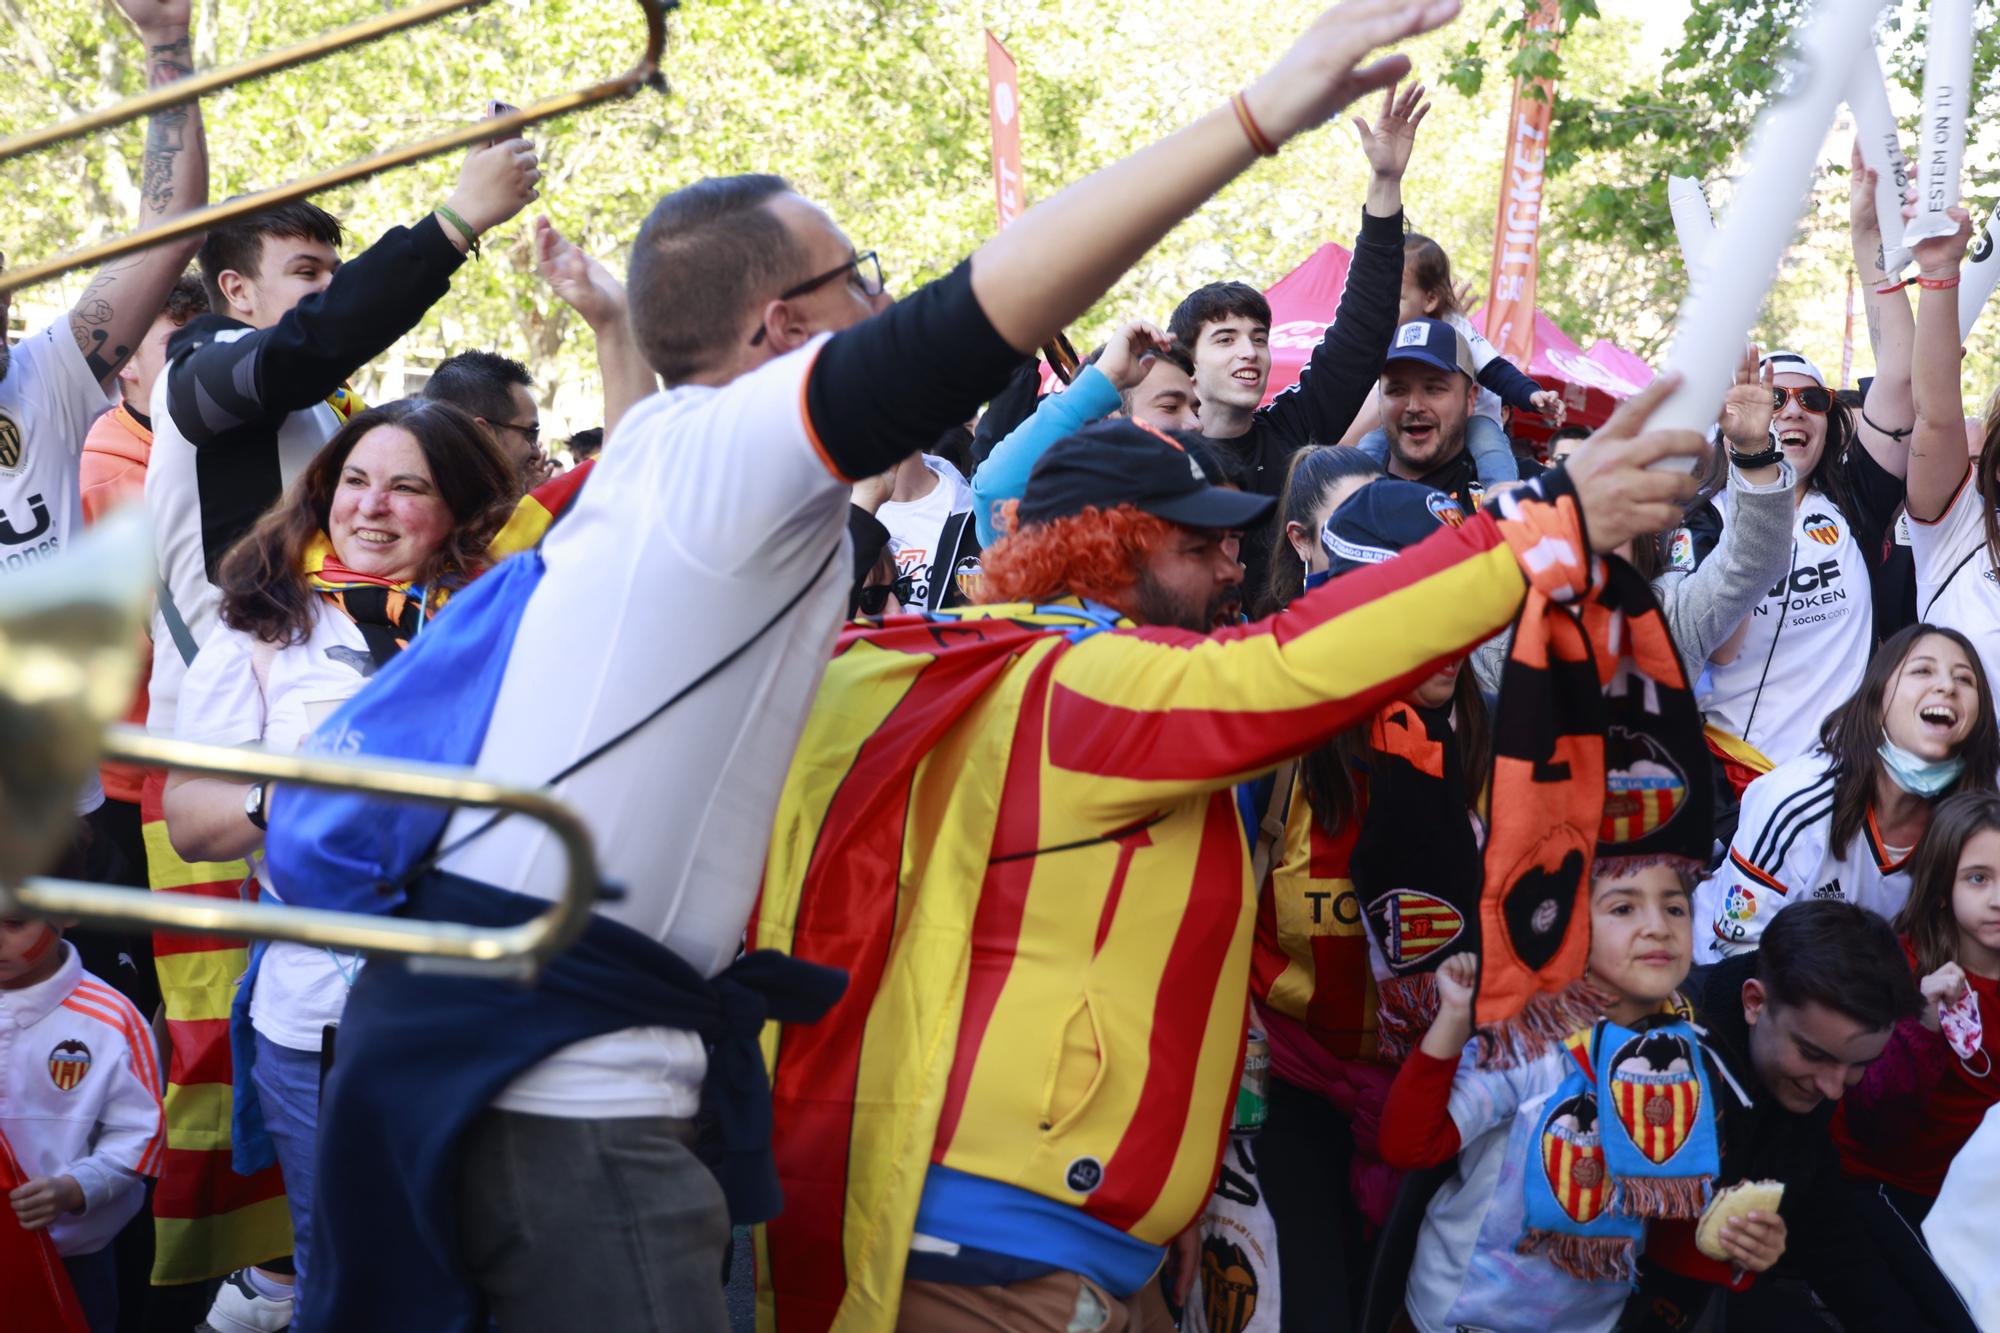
{"left": 61, "top": 991, "right": 165, "bottom": 1175}
{"left": 1727, "top": 847, "right": 1790, "bottom": 895}
{"left": 796, "top": 344, "right": 855, "bottom": 483}
{"left": 75, "top": 981, "right": 161, "bottom": 1093}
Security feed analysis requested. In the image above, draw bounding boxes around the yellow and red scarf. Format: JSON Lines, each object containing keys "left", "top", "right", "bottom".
{"left": 300, "top": 534, "right": 446, "bottom": 668}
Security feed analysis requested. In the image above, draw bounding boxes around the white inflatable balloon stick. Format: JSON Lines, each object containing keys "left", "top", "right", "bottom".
{"left": 1651, "top": 0, "right": 1887, "bottom": 468}
{"left": 1904, "top": 0, "right": 1972, "bottom": 245}
{"left": 1960, "top": 203, "right": 2000, "bottom": 344}
{"left": 1848, "top": 47, "right": 1913, "bottom": 275}
{"left": 1668, "top": 175, "right": 1717, "bottom": 281}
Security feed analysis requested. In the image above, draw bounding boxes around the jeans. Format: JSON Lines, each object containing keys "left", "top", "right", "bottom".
{"left": 61, "top": 1243, "right": 118, "bottom": 1333}
{"left": 455, "top": 1108, "right": 730, "bottom": 1331}
{"left": 1259, "top": 1075, "right": 1367, "bottom": 1333}
{"left": 251, "top": 1033, "right": 324, "bottom": 1332}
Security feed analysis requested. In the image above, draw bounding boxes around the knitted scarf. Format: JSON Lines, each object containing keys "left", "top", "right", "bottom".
{"left": 1473, "top": 539, "right": 1712, "bottom": 1052}
{"left": 301, "top": 533, "right": 438, "bottom": 668}
{"left": 1518, "top": 1007, "right": 1721, "bottom": 1282}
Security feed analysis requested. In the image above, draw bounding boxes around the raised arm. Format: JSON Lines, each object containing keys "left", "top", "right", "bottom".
{"left": 533, "top": 217, "right": 657, "bottom": 436}
{"left": 1905, "top": 209, "right": 1974, "bottom": 522}
{"left": 69, "top": 0, "right": 209, "bottom": 389}
{"left": 1849, "top": 141, "right": 1916, "bottom": 480}
{"left": 965, "top": 0, "right": 1455, "bottom": 352}
{"left": 1264, "top": 82, "right": 1426, "bottom": 445}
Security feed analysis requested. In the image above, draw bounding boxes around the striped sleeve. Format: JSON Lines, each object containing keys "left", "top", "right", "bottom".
{"left": 59, "top": 981, "right": 167, "bottom": 1199}
{"left": 1703, "top": 762, "right": 1834, "bottom": 957}
{"left": 1042, "top": 507, "right": 1532, "bottom": 818}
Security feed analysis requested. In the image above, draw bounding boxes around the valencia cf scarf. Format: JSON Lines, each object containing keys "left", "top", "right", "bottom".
{"left": 301, "top": 533, "right": 443, "bottom": 669}
{"left": 1348, "top": 700, "right": 1482, "bottom": 1062}
{"left": 1474, "top": 540, "right": 1712, "bottom": 1043}
{"left": 1519, "top": 1012, "right": 1720, "bottom": 1282}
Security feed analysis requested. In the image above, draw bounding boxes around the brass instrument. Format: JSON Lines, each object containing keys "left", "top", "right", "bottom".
{"left": 0, "top": 0, "right": 671, "bottom": 297}
{"left": 0, "top": 512, "right": 601, "bottom": 980}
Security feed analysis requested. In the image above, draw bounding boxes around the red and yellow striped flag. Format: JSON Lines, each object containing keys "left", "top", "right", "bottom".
{"left": 140, "top": 771, "right": 291, "bottom": 1284}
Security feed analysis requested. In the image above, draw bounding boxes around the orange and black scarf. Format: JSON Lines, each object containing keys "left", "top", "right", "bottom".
{"left": 301, "top": 533, "right": 445, "bottom": 669}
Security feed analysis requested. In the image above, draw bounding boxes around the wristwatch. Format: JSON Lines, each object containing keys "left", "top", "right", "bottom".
{"left": 245, "top": 782, "right": 268, "bottom": 831}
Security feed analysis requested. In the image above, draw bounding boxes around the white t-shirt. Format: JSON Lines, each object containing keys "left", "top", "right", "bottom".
{"left": 1700, "top": 490, "right": 1873, "bottom": 766}
{"left": 176, "top": 601, "right": 377, "bottom": 1052}
{"left": 1406, "top": 1045, "right": 1630, "bottom": 1333}
{"left": 437, "top": 338, "right": 852, "bottom": 1120}
{"left": 1, "top": 322, "right": 117, "bottom": 811}
{"left": 876, "top": 453, "right": 972, "bottom": 608}
{"left": 1694, "top": 751, "right": 1915, "bottom": 961}
{"left": 1908, "top": 469, "right": 2000, "bottom": 684}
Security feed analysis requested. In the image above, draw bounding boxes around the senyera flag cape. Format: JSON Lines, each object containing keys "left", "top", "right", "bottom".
{"left": 748, "top": 601, "right": 1126, "bottom": 1332}
{"left": 139, "top": 772, "right": 291, "bottom": 1283}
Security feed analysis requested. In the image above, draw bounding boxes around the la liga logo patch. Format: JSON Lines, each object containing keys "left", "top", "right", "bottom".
{"left": 48, "top": 1039, "right": 90, "bottom": 1092}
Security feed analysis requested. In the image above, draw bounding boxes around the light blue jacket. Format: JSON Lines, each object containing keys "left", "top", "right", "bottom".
{"left": 970, "top": 364, "right": 1121, "bottom": 545}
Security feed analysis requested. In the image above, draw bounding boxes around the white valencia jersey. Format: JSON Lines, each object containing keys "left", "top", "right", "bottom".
{"left": 1694, "top": 752, "right": 1915, "bottom": 961}
{"left": 1908, "top": 469, "right": 2000, "bottom": 686}
{"left": 0, "top": 943, "right": 164, "bottom": 1255}
{"left": 1699, "top": 491, "right": 1873, "bottom": 767}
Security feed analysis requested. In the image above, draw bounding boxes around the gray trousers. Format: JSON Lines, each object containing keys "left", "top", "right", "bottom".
{"left": 455, "top": 1108, "right": 731, "bottom": 1331}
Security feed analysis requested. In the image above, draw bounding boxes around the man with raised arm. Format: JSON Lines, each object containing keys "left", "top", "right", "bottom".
{"left": 299, "top": 5, "right": 1582, "bottom": 1328}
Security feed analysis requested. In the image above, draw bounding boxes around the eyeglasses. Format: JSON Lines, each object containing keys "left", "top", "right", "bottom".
{"left": 749, "top": 251, "right": 885, "bottom": 346}
{"left": 1772, "top": 385, "right": 1833, "bottom": 415}
{"left": 490, "top": 419, "right": 542, "bottom": 447}
{"left": 856, "top": 571, "right": 918, "bottom": 617}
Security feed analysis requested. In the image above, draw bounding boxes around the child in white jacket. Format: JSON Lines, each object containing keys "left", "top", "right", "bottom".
{"left": 2, "top": 917, "right": 164, "bottom": 1331}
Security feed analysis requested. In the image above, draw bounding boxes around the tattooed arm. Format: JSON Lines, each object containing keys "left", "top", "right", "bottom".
{"left": 68, "top": 0, "right": 208, "bottom": 389}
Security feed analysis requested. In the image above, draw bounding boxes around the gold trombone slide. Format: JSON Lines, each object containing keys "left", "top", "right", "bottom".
{"left": 0, "top": 0, "right": 672, "bottom": 297}
{"left": 0, "top": 512, "right": 602, "bottom": 980}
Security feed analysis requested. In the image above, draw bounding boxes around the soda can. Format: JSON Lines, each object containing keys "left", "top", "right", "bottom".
{"left": 1233, "top": 1030, "right": 1269, "bottom": 1133}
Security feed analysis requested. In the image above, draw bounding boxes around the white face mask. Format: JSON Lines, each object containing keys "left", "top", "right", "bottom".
{"left": 1877, "top": 734, "right": 1967, "bottom": 797}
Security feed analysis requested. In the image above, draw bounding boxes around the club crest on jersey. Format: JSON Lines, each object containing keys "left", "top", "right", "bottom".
{"left": 0, "top": 413, "right": 21, "bottom": 472}
{"left": 1365, "top": 888, "right": 1465, "bottom": 969}
{"left": 48, "top": 1039, "right": 90, "bottom": 1092}
{"left": 1722, "top": 884, "right": 1758, "bottom": 922}
{"left": 1424, "top": 490, "right": 1466, "bottom": 527}
{"left": 1200, "top": 1235, "right": 1261, "bottom": 1333}
{"left": 1540, "top": 1090, "right": 1611, "bottom": 1225}
{"left": 1608, "top": 1030, "right": 1701, "bottom": 1166}
{"left": 1601, "top": 728, "right": 1687, "bottom": 845}
{"left": 1802, "top": 511, "right": 1841, "bottom": 546}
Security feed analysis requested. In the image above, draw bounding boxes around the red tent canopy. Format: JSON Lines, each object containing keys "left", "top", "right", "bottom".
{"left": 1256, "top": 240, "right": 1656, "bottom": 443}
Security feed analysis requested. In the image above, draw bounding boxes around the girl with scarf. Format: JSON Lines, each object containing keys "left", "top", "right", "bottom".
{"left": 1696, "top": 625, "right": 2000, "bottom": 962}
{"left": 1378, "top": 860, "right": 1766, "bottom": 1333}
{"left": 161, "top": 399, "right": 514, "bottom": 1327}
{"left": 1830, "top": 790, "right": 2000, "bottom": 1332}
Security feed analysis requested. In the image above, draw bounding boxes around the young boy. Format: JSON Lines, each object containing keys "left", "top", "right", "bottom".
{"left": 1380, "top": 863, "right": 1786, "bottom": 1333}
{"left": 1, "top": 917, "right": 164, "bottom": 1332}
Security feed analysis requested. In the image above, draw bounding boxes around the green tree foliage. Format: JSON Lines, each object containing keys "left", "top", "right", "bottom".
{"left": 10, "top": 0, "right": 1947, "bottom": 431}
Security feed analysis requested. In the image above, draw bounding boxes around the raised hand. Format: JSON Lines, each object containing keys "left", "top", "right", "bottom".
{"left": 1849, "top": 139, "right": 1881, "bottom": 254}
{"left": 1352, "top": 80, "right": 1431, "bottom": 181}
{"left": 444, "top": 136, "right": 541, "bottom": 239}
{"left": 1718, "top": 344, "right": 1775, "bottom": 453}
{"left": 1243, "top": 0, "right": 1461, "bottom": 151}
{"left": 1095, "top": 318, "right": 1172, "bottom": 393}
{"left": 535, "top": 217, "right": 627, "bottom": 331}
{"left": 1435, "top": 951, "right": 1477, "bottom": 1016}
{"left": 1904, "top": 187, "right": 1972, "bottom": 280}
{"left": 1529, "top": 387, "right": 1567, "bottom": 428}
{"left": 1561, "top": 373, "right": 1705, "bottom": 553}
{"left": 1920, "top": 961, "right": 1970, "bottom": 1032}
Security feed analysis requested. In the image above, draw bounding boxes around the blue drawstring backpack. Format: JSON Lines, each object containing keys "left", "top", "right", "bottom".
{"left": 262, "top": 551, "right": 547, "bottom": 914}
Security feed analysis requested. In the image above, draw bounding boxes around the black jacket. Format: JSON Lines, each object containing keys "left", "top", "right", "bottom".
{"left": 1218, "top": 206, "right": 1407, "bottom": 605}
{"left": 1627, "top": 954, "right": 1904, "bottom": 1330}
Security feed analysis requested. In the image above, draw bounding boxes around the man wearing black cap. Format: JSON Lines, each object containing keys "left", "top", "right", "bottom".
{"left": 1377, "top": 316, "right": 1542, "bottom": 512}
{"left": 755, "top": 390, "right": 1704, "bottom": 1330}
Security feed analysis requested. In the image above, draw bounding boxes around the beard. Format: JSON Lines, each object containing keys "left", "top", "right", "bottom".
{"left": 1131, "top": 569, "right": 1241, "bottom": 633}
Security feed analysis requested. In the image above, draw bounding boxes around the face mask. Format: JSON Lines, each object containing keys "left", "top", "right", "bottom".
{"left": 1877, "top": 735, "right": 1966, "bottom": 797}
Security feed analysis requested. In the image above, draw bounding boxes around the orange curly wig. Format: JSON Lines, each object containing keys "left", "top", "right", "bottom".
{"left": 977, "top": 502, "right": 1174, "bottom": 605}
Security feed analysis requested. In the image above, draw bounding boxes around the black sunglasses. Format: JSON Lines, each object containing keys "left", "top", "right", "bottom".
{"left": 749, "top": 252, "right": 885, "bottom": 346}
{"left": 1772, "top": 385, "right": 1833, "bottom": 415}
{"left": 856, "top": 571, "right": 918, "bottom": 617}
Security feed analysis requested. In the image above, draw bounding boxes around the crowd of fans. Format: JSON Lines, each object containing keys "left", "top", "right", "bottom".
{"left": 3, "top": 0, "right": 1998, "bottom": 1331}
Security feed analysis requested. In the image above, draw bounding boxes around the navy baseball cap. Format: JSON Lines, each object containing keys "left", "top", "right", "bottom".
{"left": 1016, "top": 418, "right": 1276, "bottom": 531}
{"left": 1319, "top": 478, "right": 1465, "bottom": 578}
{"left": 1384, "top": 317, "right": 1478, "bottom": 380}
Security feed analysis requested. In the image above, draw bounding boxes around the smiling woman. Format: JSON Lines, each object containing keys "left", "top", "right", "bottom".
{"left": 155, "top": 397, "right": 515, "bottom": 1318}
{"left": 1697, "top": 625, "right": 2000, "bottom": 963}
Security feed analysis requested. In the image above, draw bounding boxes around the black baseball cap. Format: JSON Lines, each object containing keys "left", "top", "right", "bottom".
{"left": 1016, "top": 418, "right": 1276, "bottom": 531}
{"left": 1319, "top": 478, "right": 1465, "bottom": 577}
